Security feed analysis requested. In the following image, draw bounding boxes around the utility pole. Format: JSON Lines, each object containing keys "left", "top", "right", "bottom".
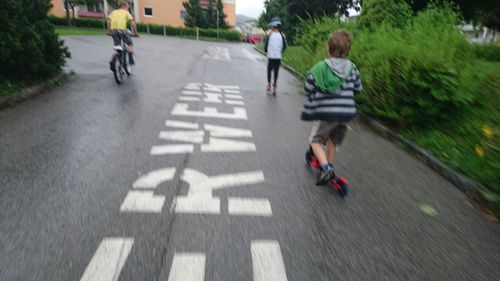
{"left": 65, "top": 0, "right": 71, "bottom": 26}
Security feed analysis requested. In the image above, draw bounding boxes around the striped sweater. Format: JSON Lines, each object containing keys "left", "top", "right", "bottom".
{"left": 301, "top": 58, "right": 362, "bottom": 123}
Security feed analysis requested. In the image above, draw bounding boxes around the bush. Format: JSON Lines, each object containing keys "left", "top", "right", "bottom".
{"left": 473, "top": 44, "right": 500, "bottom": 61}
{"left": 0, "top": 0, "right": 68, "bottom": 86}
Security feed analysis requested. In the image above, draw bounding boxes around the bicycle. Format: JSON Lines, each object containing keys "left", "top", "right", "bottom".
{"left": 110, "top": 30, "right": 133, "bottom": 84}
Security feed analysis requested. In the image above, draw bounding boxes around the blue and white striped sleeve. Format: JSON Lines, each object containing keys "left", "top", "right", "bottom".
{"left": 304, "top": 73, "right": 316, "bottom": 97}
{"left": 352, "top": 68, "right": 362, "bottom": 94}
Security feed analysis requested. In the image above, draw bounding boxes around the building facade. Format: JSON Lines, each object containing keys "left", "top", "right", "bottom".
{"left": 49, "top": 0, "right": 236, "bottom": 28}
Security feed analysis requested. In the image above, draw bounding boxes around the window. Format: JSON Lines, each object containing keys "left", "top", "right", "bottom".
{"left": 144, "top": 7, "right": 153, "bottom": 17}
{"left": 87, "top": 3, "right": 103, "bottom": 13}
{"left": 180, "top": 10, "right": 187, "bottom": 20}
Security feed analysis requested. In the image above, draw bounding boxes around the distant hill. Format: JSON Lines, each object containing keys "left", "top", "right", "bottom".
{"left": 236, "top": 14, "right": 256, "bottom": 24}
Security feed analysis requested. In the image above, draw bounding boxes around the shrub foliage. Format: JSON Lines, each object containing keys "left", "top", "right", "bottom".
{"left": 0, "top": 0, "right": 69, "bottom": 85}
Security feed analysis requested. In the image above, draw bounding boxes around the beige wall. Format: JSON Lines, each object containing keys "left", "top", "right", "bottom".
{"left": 223, "top": 1, "right": 236, "bottom": 27}
{"left": 137, "top": 0, "right": 185, "bottom": 27}
{"left": 49, "top": 0, "right": 69, "bottom": 18}
{"left": 49, "top": 0, "right": 236, "bottom": 28}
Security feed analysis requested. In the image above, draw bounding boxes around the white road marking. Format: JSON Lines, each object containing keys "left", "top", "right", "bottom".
{"left": 167, "top": 253, "right": 206, "bottom": 281}
{"left": 224, "top": 94, "right": 243, "bottom": 100}
{"left": 224, "top": 89, "right": 241, "bottom": 94}
{"left": 185, "top": 83, "right": 201, "bottom": 90}
{"left": 120, "top": 191, "right": 165, "bottom": 213}
{"left": 174, "top": 169, "right": 265, "bottom": 214}
{"left": 205, "top": 124, "right": 253, "bottom": 138}
{"left": 133, "top": 168, "right": 176, "bottom": 189}
{"left": 216, "top": 85, "right": 240, "bottom": 90}
{"left": 150, "top": 144, "right": 194, "bottom": 155}
{"left": 179, "top": 97, "right": 201, "bottom": 102}
{"left": 203, "top": 83, "right": 223, "bottom": 93}
{"left": 159, "top": 130, "right": 205, "bottom": 144}
{"left": 171, "top": 103, "right": 248, "bottom": 120}
{"left": 251, "top": 241, "right": 288, "bottom": 281}
{"left": 201, "top": 137, "right": 256, "bottom": 152}
{"left": 204, "top": 46, "right": 231, "bottom": 61}
{"left": 79, "top": 238, "right": 134, "bottom": 281}
{"left": 166, "top": 120, "right": 200, "bottom": 130}
{"left": 182, "top": 91, "right": 203, "bottom": 96}
{"left": 228, "top": 198, "right": 272, "bottom": 216}
{"left": 174, "top": 196, "right": 221, "bottom": 214}
{"left": 225, "top": 100, "right": 245, "bottom": 105}
{"left": 204, "top": 93, "right": 223, "bottom": 104}
{"left": 182, "top": 169, "right": 265, "bottom": 191}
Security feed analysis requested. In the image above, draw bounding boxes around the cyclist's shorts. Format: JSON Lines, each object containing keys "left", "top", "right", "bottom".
{"left": 112, "top": 30, "right": 133, "bottom": 46}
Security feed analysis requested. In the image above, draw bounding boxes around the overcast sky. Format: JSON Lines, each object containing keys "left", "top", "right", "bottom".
{"left": 235, "top": 0, "right": 264, "bottom": 19}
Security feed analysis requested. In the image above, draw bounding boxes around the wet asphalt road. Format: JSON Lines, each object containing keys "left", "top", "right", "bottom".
{"left": 0, "top": 35, "right": 499, "bottom": 281}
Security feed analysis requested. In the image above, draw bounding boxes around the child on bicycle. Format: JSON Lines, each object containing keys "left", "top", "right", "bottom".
{"left": 301, "top": 29, "right": 362, "bottom": 185}
{"left": 108, "top": 0, "right": 137, "bottom": 69}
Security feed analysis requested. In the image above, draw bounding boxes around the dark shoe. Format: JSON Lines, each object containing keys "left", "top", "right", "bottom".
{"left": 316, "top": 164, "right": 336, "bottom": 185}
{"left": 129, "top": 53, "right": 135, "bottom": 65}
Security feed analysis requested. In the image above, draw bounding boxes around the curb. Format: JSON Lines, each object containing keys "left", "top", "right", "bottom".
{"left": 254, "top": 46, "right": 496, "bottom": 216}
{"left": 0, "top": 71, "right": 71, "bottom": 110}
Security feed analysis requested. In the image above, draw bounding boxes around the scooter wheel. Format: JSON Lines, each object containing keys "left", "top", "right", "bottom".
{"left": 333, "top": 177, "right": 349, "bottom": 198}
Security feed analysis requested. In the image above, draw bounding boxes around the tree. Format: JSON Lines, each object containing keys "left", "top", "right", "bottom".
{"left": 216, "top": 0, "right": 227, "bottom": 29}
{"left": 258, "top": 0, "right": 288, "bottom": 30}
{"left": 183, "top": 0, "right": 206, "bottom": 27}
{"left": 0, "top": 0, "right": 69, "bottom": 85}
{"left": 357, "top": 0, "right": 413, "bottom": 30}
{"left": 206, "top": 0, "right": 216, "bottom": 28}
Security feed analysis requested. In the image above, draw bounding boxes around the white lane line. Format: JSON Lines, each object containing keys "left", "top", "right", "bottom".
{"left": 79, "top": 238, "right": 134, "bottom": 281}
{"left": 225, "top": 100, "right": 245, "bottom": 105}
{"left": 179, "top": 97, "right": 201, "bottom": 102}
{"left": 133, "top": 168, "right": 176, "bottom": 189}
{"left": 224, "top": 94, "right": 243, "bottom": 100}
{"left": 251, "top": 241, "right": 288, "bottom": 281}
{"left": 171, "top": 103, "right": 248, "bottom": 120}
{"left": 167, "top": 253, "right": 206, "bottom": 281}
{"left": 201, "top": 138, "right": 256, "bottom": 152}
{"left": 205, "top": 124, "right": 253, "bottom": 138}
{"left": 120, "top": 191, "right": 165, "bottom": 213}
{"left": 182, "top": 91, "right": 203, "bottom": 96}
{"left": 159, "top": 130, "right": 205, "bottom": 144}
{"left": 166, "top": 120, "right": 200, "bottom": 130}
{"left": 185, "top": 83, "right": 201, "bottom": 90}
{"left": 224, "top": 89, "right": 241, "bottom": 94}
{"left": 151, "top": 145, "right": 194, "bottom": 155}
{"left": 228, "top": 198, "right": 272, "bottom": 216}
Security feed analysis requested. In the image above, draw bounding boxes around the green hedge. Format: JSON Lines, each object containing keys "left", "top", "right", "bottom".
{"left": 48, "top": 16, "right": 241, "bottom": 41}
{"left": 473, "top": 44, "right": 500, "bottom": 61}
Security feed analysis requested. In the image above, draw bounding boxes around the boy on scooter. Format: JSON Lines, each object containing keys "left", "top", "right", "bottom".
{"left": 301, "top": 29, "right": 362, "bottom": 185}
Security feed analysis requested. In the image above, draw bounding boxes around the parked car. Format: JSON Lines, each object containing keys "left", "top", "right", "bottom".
{"left": 248, "top": 34, "right": 263, "bottom": 44}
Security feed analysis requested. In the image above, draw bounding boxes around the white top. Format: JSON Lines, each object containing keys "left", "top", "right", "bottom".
{"left": 267, "top": 32, "right": 284, "bottom": 59}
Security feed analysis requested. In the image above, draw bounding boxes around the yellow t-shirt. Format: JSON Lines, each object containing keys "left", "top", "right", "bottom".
{"left": 108, "top": 9, "right": 133, "bottom": 30}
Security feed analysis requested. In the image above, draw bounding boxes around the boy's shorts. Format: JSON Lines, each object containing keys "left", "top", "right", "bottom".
{"left": 309, "top": 121, "right": 347, "bottom": 145}
{"left": 111, "top": 30, "right": 133, "bottom": 46}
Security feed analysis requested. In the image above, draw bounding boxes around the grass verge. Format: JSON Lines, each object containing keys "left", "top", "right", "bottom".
{"left": 55, "top": 26, "right": 106, "bottom": 36}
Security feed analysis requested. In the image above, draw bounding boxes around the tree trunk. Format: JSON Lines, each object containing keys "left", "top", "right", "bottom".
{"left": 65, "top": 0, "right": 71, "bottom": 26}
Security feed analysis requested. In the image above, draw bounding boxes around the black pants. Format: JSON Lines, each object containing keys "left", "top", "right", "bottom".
{"left": 267, "top": 59, "right": 281, "bottom": 86}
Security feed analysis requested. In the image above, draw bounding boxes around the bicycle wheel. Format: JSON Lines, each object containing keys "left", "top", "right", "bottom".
{"left": 113, "top": 53, "right": 123, "bottom": 84}
{"left": 124, "top": 52, "right": 132, "bottom": 76}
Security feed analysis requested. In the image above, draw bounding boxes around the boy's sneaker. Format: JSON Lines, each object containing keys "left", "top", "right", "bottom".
{"left": 316, "top": 164, "right": 336, "bottom": 185}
